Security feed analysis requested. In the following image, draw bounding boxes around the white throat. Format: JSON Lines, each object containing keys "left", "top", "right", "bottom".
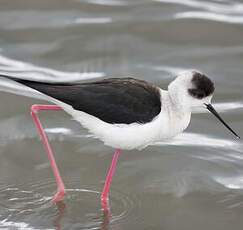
{"left": 158, "top": 89, "right": 192, "bottom": 139}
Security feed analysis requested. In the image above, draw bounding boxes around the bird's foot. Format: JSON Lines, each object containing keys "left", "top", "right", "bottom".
{"left": 52, "top": 189, "right": 66, "bottom": 203}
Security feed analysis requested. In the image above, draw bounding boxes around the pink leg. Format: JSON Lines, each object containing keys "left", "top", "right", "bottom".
{"left": 101, "top": 149, "right": 121, "bottom": 209}
{"left": 31, "top": 104, "right": 121, "bottom": 206}
{"left": 31, "top": 104, "right": 65, "bottom": 203}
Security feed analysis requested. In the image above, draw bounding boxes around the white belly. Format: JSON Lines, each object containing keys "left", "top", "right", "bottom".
{"left": 53, "top": 99, "right": 191, "bottom": 150}
{"left": 72, "top": 110, "right": 164, "bottom": 150}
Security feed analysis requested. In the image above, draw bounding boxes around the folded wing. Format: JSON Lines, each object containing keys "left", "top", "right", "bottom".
{"left": 4, "top": 76, "right": 161, "bottom": 124}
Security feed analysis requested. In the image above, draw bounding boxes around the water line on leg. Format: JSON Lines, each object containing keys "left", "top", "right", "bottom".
{"left": 101, "top": 149, "right": 121, "bottom": 210}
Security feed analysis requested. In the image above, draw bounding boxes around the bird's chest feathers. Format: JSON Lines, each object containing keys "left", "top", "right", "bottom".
{"left": 166, "top": 109, "right": 191, "bottom": 137}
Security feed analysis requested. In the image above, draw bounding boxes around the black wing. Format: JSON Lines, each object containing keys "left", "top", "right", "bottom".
{"left": 2, "top": 75, "right": 161, "bottom": 124}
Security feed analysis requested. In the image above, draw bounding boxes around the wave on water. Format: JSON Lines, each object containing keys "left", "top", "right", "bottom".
{"left": 155, "top": 132, "right": 241, "bottom": 150}
{"left": 0, "top": 54, "right": 105, "bottom": 99}
{"left": 175, "top": 11, "right": 243, "bottom": 24}
{"left": 156, "top": 0, "right": 243, "bottom": 24}
{"left": 155, "top": 0, "right": 243, "bottom": 15}
{"left": 82, "top": 0, "right": 130, "bottom": 6}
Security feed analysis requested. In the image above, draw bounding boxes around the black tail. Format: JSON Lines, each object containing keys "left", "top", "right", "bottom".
{"left": 0, "top": 74, "right": 27, "bottom": 84}
{"left": 0, "top": 74, "right": 71, "bottom": 86}
{"left": 0, "top": 74, "right": 83, "bottom": 105}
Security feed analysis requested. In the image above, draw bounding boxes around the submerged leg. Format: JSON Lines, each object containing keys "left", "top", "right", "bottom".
{"left": 101, "top": 149, "right": 121, "bottom": 209}
{"left": 31, "top": 104, "right": 65, "bottom": 203}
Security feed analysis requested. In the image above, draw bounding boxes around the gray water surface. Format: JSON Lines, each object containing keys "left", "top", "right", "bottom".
{"left": 0, "top": 0, "right": 243, "bottom": 229}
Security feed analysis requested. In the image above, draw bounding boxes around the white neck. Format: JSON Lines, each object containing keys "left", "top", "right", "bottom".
{"left": 159, "top": 89, "right": 192, "bottom": 138}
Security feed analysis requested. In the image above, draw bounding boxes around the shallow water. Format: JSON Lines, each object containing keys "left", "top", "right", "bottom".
{"left": 0, "top": 0, "right": 243, "bottom": 229}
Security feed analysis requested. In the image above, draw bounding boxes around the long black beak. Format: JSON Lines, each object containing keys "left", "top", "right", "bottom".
{"left": 205, "top": 103, "right": 240, "bottom": 139}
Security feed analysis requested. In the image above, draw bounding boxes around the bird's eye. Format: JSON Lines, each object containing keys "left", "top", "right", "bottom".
{"left": 188, "top": 88, "right": 205, "bottom": 99}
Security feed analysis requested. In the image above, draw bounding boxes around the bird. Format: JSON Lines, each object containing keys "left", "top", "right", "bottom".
{"left": 0, "top": 70, "right": 240, "bottom": 209}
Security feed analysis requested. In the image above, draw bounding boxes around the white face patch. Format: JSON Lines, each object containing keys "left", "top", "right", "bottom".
{"left": 168, "top": 70, "right": 215, "bottom": 110}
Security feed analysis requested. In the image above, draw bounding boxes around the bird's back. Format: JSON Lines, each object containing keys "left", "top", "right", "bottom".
{"left": 3, "top": 76, "right": 162, "bottom": 124}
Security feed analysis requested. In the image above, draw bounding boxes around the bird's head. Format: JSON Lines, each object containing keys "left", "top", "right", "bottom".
{"left": 168, "top": 70, "right": 240, "bottom": 139}
{"left": 168, "top": 70, "right": 214, "bottom": 110}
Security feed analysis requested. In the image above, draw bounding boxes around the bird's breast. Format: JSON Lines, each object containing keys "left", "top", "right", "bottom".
{"left": 169, "top": 111, "right": 191, "bottom": 137}
{"left": 158, "top": 108, "right": 191, "bottom": 139}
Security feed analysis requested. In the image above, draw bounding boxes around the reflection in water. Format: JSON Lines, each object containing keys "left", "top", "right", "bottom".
{"left": 52, "top": 189, "right": 113, "bottom": 230}
{"left": 100, "top": 208, "right": 111, "bottom": 230}
{"left": 54, "top": 200, "right": 112, "bottom": 230}
{"left": 0, "top": 180, "right": 134, "bottom": 229}
{"left": 54, "top": 201, "right": 66, "bottom": 230}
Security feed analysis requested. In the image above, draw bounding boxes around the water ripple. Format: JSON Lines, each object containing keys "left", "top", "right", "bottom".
{"left": 175, "top": 11, "right": 243, "bottom": 24}
{"left": 155, "top": 0, "right": 243, "bottom": 15}
{"left": 74, "top": 17, "right": 113, "bottom": 24}
{"left": 214, "top": 175, "right": 243, "bottom": 190}
{"left": 0, "top": 178, "right": 138, "bottom": 229}
{"left": 155, "top": 132, "right": 241, "bottom": 150}
{"left": 82, "top": 0, "right": 137, "bottom": 6}
{"left": 0, "top": 55, "right": 105, "bottom": 83}
{"left": 0, "top": 54, "right": 105, "bottom": 99}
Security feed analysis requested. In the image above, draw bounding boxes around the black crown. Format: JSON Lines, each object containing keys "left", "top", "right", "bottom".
{"left": 188, "top": 72, "right": 215, "bottom": 99}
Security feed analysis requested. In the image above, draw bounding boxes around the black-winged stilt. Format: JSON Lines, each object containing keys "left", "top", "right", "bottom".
{"left": 0, "top": 70, "right": 240, "bottom": 209}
